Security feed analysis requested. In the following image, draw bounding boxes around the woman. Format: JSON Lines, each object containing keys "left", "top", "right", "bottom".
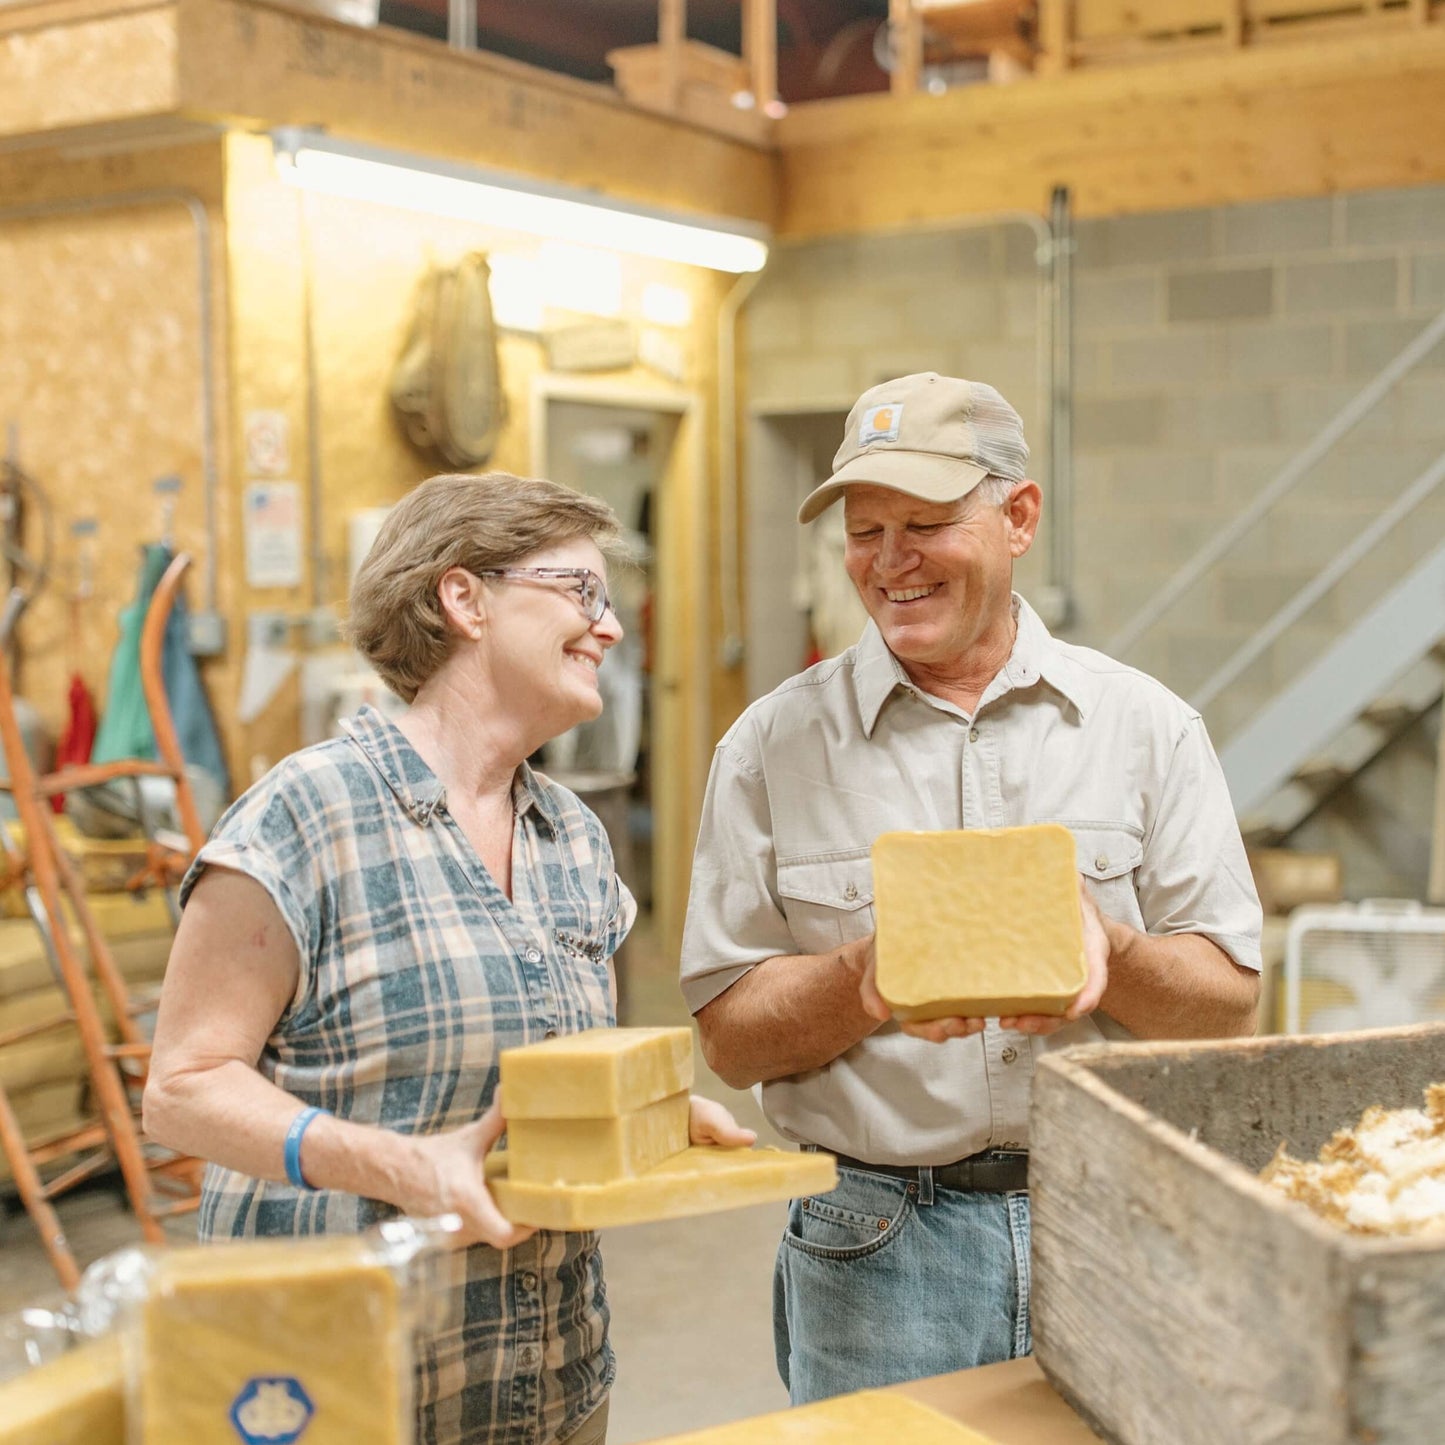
{"left": 144, "top": 471, "right": 753, "bottom": 1445}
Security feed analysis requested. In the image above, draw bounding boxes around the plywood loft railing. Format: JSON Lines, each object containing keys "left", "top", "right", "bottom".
{"left": 885, "top": 0, "right": 1440, "bottom": 86}
{"left": 1041, "top": 0, "right": 1438, "bottom": 70}
{"left": 607, "top": 0, "right": 780, "bottom": 143}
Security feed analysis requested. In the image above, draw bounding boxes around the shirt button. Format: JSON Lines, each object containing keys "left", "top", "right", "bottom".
{"left": 520, "top": 1272, "right": 538, "bottom": 1291}
{"left": 843, "top": 882, "right": 858, "bottom": 901}
{"left": 968, "top": 727, "right": 980, "bottom": 743}
{"left": 544, "top": 1028, "right": 557, "bottom": 1040}
{"left": 519, "top": 1343, "right": 541, "bottom": 1368}
{"left": 524, "top": 947, "right": 542, "bottom": 964}
{"left": 1001, "top": 1140, "right": 1022, "bottom": 1150}
{"left": 1001, "top": 1046, "right": 1018, "bottom": 1064}
{"left": 1095, "top": 856, "right": 1109, "bottom": 872}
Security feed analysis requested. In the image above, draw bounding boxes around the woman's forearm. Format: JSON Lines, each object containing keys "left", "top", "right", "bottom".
{"left": 142, "top": 1060, "right": 421, "bottom": 1203}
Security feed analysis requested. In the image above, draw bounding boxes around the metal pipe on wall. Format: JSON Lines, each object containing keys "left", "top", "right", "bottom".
{"left": 0, "top": 190, "right": 222, "bottom": 617}
{"left": 294, "top": 189, "right": 327, "bottom": 612}
{"left": 717, "top": 265, "right": 767, "bottom": 669}
{"left": 1048, "top": 185, "right": 1074, "bottom": 630}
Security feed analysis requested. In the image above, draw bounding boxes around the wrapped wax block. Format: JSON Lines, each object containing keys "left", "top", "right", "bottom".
{"left": 123, "top": 1217, "right": 455, "bottom": 1444}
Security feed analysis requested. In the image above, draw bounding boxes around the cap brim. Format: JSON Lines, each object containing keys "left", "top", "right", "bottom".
{"left": 797, "top": 453, "right": 990, "bottom": 524}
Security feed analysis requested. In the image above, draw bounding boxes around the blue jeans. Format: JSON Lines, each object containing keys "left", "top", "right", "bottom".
{"left": 773, "top": 1163, "right": 1032, "bottom": 1404}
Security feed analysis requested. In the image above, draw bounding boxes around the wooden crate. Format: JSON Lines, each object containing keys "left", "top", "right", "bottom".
{"left": 1031, "top": 1024, "right": 1445, "bottom": 1445}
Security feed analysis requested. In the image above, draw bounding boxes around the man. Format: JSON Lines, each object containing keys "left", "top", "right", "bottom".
{"left": 679, "top": 372, "right": 1262, "bottom": 1403}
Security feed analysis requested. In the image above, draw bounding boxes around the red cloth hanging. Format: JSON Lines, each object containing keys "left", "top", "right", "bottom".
{"left": 51, "top": 672, "right": 98, "bottom": 813}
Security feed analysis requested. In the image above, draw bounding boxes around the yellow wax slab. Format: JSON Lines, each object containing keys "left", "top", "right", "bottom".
{"left": 138, "top": 1236, "right": 408, "bottom": 1444}
{"left": 488, "top": 1144, "right": 837, "bottom": 1230}
{"left": 645, "top": 1389, "right": 997, "bottom": 1443}
{"left": 507, "top": 1089, "right": 690, "bottom": 1184}
{"left": 0, "top": 1336, "right": 125, "bottom": 1445}
{"left": 500, "top": 1026, "right": 693, "bottom": 1119}
{"left": 873, "top": 825, "right": 1088, "bottom": 1021}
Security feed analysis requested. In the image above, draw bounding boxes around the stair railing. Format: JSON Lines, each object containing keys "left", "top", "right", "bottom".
{"left": 1192, "top": 449, "right": 1445, "bottom": 711}
{"left": 1105, "top": 303, "right": 1445, "bottom": 671}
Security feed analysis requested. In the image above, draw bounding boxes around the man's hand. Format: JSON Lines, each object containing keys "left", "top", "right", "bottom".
{"left": 688, "top": 1094, "right": 758, "bottom": 1148}
{"left": 858, "top": 878, "right": 1113, "bottom": 1043}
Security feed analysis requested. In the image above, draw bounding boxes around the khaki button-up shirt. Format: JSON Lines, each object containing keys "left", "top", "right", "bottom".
{"left": 680, "top": 597, "right": 1262, "bottom": 1167}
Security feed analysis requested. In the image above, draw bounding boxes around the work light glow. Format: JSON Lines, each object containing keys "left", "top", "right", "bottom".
{"left": 273, "top": 134, "right": 769, "bottom": 275}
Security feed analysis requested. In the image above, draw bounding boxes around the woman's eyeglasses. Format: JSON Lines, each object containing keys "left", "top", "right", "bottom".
{"left": 477, "top": 567, "right": 613, "bottom": 624}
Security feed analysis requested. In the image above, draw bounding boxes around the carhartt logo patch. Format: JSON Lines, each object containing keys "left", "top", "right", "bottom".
{"left": 859, "top": 404, "right": 903, "bottom": 446}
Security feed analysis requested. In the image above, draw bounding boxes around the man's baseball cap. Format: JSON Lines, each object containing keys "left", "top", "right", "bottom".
{"left": 797, "top": 373, "right": 1029, "bottom": 524}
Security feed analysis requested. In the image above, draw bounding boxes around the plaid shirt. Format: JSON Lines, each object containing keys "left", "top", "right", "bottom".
{"left": 180, "top": 706, "right": 635, "bottom": 1445}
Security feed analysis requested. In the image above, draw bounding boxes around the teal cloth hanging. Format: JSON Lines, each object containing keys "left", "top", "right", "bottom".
{"left": 91, "top": 544, "right": 230, "bottom": 799}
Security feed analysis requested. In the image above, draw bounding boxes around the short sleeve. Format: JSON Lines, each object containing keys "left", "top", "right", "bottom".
{"left": 586, "top": 806, "right": 638, "bottom": 963}
{"left": 179, "top": 780, "right": 325, "bottom": 1002}
{"left": 1137, "top": 716, "right": 1263, "bottom": 973}
{"left": 679, "top": 737, "right": 798, "bottom": 1014}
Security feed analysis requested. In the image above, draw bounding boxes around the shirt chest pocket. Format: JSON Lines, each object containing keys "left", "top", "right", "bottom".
{"left": 1063, "top": 822, "right": 1145, "bottom": 926}
{"left": 776, "top": 853, "right": 875, "bottom": 953}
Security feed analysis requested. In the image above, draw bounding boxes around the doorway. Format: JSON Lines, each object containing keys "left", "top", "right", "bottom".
{"left": 531, "top": 378, "right": 707, "bottom": 981}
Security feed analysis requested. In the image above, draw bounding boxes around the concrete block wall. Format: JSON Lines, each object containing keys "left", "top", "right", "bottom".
{"left": 746, "top": 187, "right": 1445, "bottom": 703}
{"left": 744, "top": 186, "right": 1445, "bottom": 897}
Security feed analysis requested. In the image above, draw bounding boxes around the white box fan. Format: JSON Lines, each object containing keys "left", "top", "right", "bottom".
{"left": 1284, "top": 899, "right": 1445, "bottom": 1034}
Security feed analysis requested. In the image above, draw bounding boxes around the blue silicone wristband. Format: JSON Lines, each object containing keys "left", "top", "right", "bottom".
{"left": 284, "top": 1106, "right": 328, "bottom": 1191}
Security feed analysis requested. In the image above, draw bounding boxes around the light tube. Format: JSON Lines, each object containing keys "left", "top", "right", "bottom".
{"left": 272, "top": 130, "right": 769, "bottom": 274}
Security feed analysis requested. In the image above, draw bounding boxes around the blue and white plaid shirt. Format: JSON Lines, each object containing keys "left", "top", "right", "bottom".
{"left": 181, "top": 706, "right": 635, "bottom": 1444}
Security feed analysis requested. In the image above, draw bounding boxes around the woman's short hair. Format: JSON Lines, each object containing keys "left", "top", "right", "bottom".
{"left": 348, "top": 471, "right": 622, "bottom": 702}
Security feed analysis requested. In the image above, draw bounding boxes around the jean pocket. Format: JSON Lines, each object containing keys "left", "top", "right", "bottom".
{"left": 784, "top": 1168, "right": 912, "bottom": 1261}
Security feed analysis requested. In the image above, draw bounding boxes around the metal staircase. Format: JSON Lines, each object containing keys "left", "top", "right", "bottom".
{"left": 1105, "top": 304, "right": 1445, "bottom": 851}
{"left": 1220, "top": 543, "right": 1445, "bottom": 842}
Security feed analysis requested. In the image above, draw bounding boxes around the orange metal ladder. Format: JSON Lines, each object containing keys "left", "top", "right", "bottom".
{"left": 0, "top": 552, "right": 208, "bottom": 1287}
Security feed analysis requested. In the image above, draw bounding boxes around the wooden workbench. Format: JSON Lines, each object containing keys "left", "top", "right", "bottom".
{"left": 644, "top": 1357, "right": 1101, "bottom": 1442}
{"left": 892, "top": 1357, "right": 1100, "bottom": 1443}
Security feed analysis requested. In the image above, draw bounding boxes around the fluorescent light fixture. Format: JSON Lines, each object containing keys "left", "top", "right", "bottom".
{"left": 272, "top": 128, "right": 769, "bottom": 274}
{"left": 541, "top": 242, "right": 623, "bottom": 318}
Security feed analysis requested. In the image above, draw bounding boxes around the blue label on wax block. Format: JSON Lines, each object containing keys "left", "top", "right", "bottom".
{"left": 229, "top": 1376, "right": 316, "bottom": 1444}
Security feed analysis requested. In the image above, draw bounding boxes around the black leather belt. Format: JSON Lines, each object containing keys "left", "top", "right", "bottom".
{"left": 830, "top": 1149, "right": 1029, "bottom": 1193}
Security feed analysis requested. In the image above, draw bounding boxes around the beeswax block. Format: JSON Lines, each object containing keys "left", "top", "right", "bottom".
{"left": 873, "top": 825, "right": 1087, "bottom": 1021}
{"left": 138, "top": 1236, "right": 408, "bottom": 1444}
{"left": 489, "top": 1144, "right": 837, "bottom": 1231}
{"left": 645, "top": 1388, "right": 995, "bottom": 1443}
{"left": 0, "top": 1337, "right": 124, "bottom": 1445}
{"left": 507, "top": 1089, "right": 690, "bottom": 1184}
{"left": 500, "top": 1026, "right": 692, "bottom": 1118}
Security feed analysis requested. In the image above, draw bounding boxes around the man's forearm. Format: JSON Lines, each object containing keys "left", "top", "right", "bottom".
{"left": 1099, "top": 927, "right": 1260, "bottom": 1039}
{"left": 695, "top": 941, "right": 882, "bottom": 1089}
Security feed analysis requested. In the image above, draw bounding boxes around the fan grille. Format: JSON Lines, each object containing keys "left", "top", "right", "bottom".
{"left": 1285, "top": 904, "right": 1445, "bottom": 1033}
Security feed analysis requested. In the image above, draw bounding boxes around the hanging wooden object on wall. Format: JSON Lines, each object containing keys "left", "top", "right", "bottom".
{"left": 390, "top": 251, "right": 507, "bottom": 469}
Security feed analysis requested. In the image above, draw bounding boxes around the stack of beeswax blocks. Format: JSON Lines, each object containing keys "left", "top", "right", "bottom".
{"left": 500, "top": 1027, "right": 693, "bottom": 1185}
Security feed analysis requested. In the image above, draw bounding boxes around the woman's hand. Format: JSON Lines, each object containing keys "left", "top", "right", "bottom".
{"left": 400, "top": 1099, "right": 537, "bottom": 1250}
{"left": 688, "top": 1094, "right": 757, "bottom": 1148}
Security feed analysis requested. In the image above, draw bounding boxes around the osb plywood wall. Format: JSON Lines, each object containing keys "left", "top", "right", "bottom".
{"left": 0, "top": 139, "right": 235, "bottom": 780}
